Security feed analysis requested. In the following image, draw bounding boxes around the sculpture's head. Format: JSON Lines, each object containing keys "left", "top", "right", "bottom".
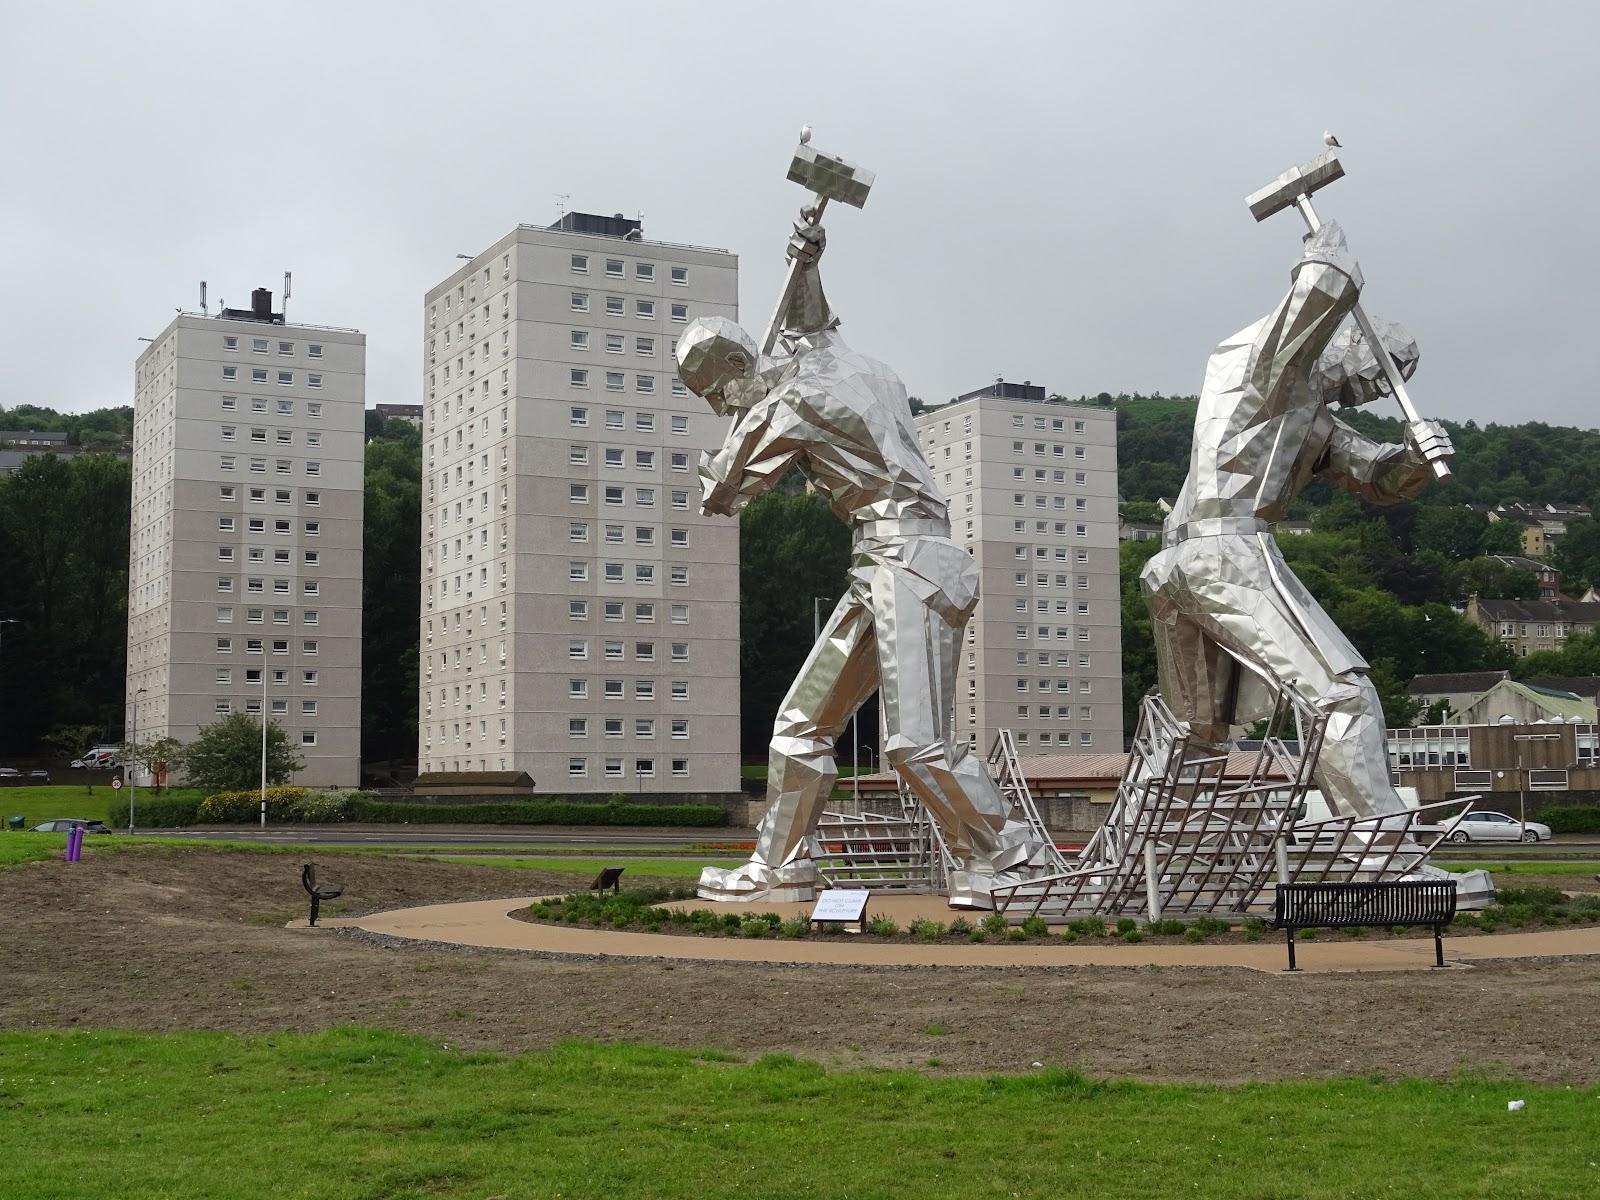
{"left": 1315, "top": 316, "right": 1419, "bottom": 407}
{"left": 676, "top": 317, "right": 764, "bottom": 416}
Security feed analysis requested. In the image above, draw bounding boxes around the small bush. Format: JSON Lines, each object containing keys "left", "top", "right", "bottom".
{"left": 1122, "top": 929, "right": 1144, "bottom": 943}
{"left": 1191, "top": 915, "right": 1229, "bottom": 937}
{"left": 107, "top": 795, "right": 198, "bottom": 828}
{"left": 739, "top": 917, "right": 769, "bottom": 938}
{"left": 1152, "top": 918, "right": 1186, "bottom": 936}
{"left": 756, "top": 911, "right": 783, "bottom": 929}
{"left": 720, "top": 912, "right": 744, "bottom": 932}
{"left": 866, "top": 916, "right": 900, "bottom": 937}
{"left": 1067, "top": 916, "right": 1105, "bottom": 937}
{"left": 1341, "top": 925, "right": 1367, "bottom": 939}
{"left": 1115, "top": 917, "right": 1137, "bottom": 935}
{"left": 980, "top": 913, "right": 1009, "bottom": 938}
{"left": 1300, "top": 928, "right": 1319, "bottom": 941}
{"left": 948, "top": 917, "right": 973, "bottom": 937}
{"left": 778, "top": 918, "right": 810, "bottom": 939}
{"left": 969, "top": 928, "right": 987, "bottom": 943}
{"left": 1183, "top": 927, "right": 1206, "bottom": 944}
{"left": 1018, "top": 916, "right": 1049, "bottom": 938}
{"left": 909, "top": 919, "right": 947, "bottom": 943}
{"left": 198, "top": 786, "right": 313, "bottom": 823}
{"left": 1242, "top": 916, "right": 1266, "bottom": 937}
{"left": 1497, "top": 886, "right": 1567, "bottom": 909}
{"left": 1006, "top": 927, "right": 1027, "bottom": 942}
{"left": 1059, "top": 930, "right": 1079, "bottom": 944}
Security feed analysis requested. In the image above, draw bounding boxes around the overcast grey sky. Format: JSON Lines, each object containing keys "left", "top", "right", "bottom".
{"left": 3, "top": 1, "right": 1594, "bottom": 425}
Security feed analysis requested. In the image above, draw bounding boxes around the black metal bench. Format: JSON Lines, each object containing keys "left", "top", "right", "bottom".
{"left": 589, "top": 866, "right": 625, "bottom": 895}
{"left": 1273, "top": 880, "right": 1457, "bottom": 971}
{"left": 301, "top": 862, "right": 344, "bottom": 927}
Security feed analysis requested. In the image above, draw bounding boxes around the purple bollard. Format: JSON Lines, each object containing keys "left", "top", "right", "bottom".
{"left": 65, "top": 824, "right": 83, "bottom": 863}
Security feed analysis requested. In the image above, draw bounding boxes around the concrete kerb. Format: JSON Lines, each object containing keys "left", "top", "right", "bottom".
{"left": 292, "top": 894, "right": 1600, "bottom": 976}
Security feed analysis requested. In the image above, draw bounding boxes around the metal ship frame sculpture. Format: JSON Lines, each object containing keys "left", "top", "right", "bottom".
{"left": 690, "top": 134, "right": 1483, "bottom": 915}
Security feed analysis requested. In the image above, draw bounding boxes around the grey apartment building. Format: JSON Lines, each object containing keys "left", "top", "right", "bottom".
{"left": 127, "top": 290, "right": 365, "bottom": 786}
{"left": 914, "top": 381, "right": 1122, "bottom": 754}
{"left": 419, "top": 213, "right": 740, "bottom": 794}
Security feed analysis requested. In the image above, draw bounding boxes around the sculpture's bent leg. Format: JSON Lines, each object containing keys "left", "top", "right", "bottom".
{"left": 1142, "top": 539, "right": 1407, "bottom": 819}
{"left": 869, "top": 566, "right": 1043, "bottom": 908}
{"left": 697, "top": 593, "right": 879, "bottom": 902}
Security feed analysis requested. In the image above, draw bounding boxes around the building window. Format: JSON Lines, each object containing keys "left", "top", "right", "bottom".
{"left": 670, "top": 303, "right": 688, "bottom": 322}
{"left": 570, "top": 330, "right": 589, "bottom": 351}
{"left": 571, "top": 254, "right": 589, "bottom": 273}
{"left": 605, "top": 296, "right": 625, "bottom": 316}
{"left": 570, "top": 368, "right": 589, "bottom": 388}
{"left": 670, "top": 266, "right": 688, "bottom": 286}
{"left": 571, "top": 293, "right": 589, "bottom": 312}
{"left": 605, "top": 258, "right": 624, "bottom": 278}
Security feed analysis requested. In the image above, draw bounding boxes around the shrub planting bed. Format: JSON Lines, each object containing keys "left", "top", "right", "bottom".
{"left": 521, "top": 886, "right": 1600, "bottom": 944}
{"left": 109, "top": 792, "right": 728, "bottom": 828}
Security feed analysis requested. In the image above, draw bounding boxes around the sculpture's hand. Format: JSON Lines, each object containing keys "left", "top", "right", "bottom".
{"left": 786, "top": 215, "right": 826, "bottom": 266}
{"left": 1405, "top": 418, "right": 1453, "bottom": 465}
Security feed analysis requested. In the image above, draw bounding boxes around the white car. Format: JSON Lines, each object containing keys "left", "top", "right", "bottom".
{"left": 1446, "top": 810, "right": 1552, "bottom": 844}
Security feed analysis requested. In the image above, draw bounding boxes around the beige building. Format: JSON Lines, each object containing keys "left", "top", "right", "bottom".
{"left": 914, "top": 381, "right": 1122, "bottom": 756}
{"left": 127, "top": 289, "right": 365, "bottom": 786}
{"left": 1465, "top": 594, "right": 1600, "bottom": 658}
{"left": 419, "top": 213, "right": 740, "bottom": 795}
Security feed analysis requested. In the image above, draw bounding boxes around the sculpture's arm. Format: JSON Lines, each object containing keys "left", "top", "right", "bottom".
{"left": 778, "top": 220, "right": 836, "bottom": 341}
{"left": 1250, "top": 221, "right": 1365, "bottom": 418}
{"left": 1317, "top": 414, "right": 1455, "bottom": 505}
{"left": 700, "top": 387, "right": 808, "bottom": 517}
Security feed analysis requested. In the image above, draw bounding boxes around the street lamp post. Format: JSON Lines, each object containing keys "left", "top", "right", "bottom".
{"left": 260, "top": 668, "right": 269, "bottom": 828}
{"left": 128, "top": 687, "right": 147, "bottom": 834}
{"left": 1512, "top": 730, "right": 1561, "bottom": 834}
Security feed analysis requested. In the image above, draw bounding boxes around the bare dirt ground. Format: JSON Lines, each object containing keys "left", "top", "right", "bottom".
{"left": 5, "top": 847, "right": 1599, "bottom": 1084}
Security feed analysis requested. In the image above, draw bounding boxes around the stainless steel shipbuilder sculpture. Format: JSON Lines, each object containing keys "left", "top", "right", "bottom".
{"left": 681, "top": 133, "right": 1046, "bottom": 905}
{"left": 1141, "top": 149, "right": 1455, "bottom": 819}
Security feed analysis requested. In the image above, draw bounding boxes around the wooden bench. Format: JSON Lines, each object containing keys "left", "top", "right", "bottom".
{"left": 301, "top": 862, "right": 344, "bottom": 927}
{"left": 1272, "top": 880, "right": 1457, "bottom": 971}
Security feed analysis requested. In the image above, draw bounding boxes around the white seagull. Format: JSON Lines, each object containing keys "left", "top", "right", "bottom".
{"left": 800, "top": 124, "right": 813, "bottom": 145}
{"left": 1323, "top": 130, "right": 1342, "bottom": 149}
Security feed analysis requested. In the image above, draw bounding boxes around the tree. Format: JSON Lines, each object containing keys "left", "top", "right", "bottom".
{"left": 128, "top": 735, "right": 183, "bottom": 792}
{"left": 361, "top": 425, "right": 422, "bottom": 771}
{"left": 1118, "top": 539, "right": 1161, "bottom": 736}
{"left": 1480, "top": 519, "right": 1526, "bottom": 557}
{"left": 1369, "top": 659, "right": 1420, "bottom": 729}
{"left": 179, "top": 714, "right": 302, "bottom": 794}
{"left": 736, "top": 487, "right": 852, "bottom": 758}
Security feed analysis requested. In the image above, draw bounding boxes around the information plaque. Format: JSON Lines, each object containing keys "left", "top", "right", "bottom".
{"left": 810, "top": 889, "right": 870, "bottom": 932}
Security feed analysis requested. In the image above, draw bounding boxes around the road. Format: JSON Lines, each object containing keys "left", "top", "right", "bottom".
{"left": 128, "top": 825, "right": 1599, "bottom": 855}
{"left": 130, "top": 825, "right": 751, "bottom": 850}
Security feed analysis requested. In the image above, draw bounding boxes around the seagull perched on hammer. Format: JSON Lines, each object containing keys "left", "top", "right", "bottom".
{"left": 1323, "top": 130, "right": 1342, "bottom": 149}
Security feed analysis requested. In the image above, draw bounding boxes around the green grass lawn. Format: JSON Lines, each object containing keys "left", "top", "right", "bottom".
{"left": 0, "top": 1030, "right": 1592, "bottom": 1199}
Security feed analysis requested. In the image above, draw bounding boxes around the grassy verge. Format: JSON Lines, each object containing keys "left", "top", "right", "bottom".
{"left": 0, "top": 837, "right": 737, "bottom": 877}
{"left": 1442, "top": 861, "right": 1600, "bottom": 876}
{"left": 426, "top": 854, "right": 742, "bottom": 878}
{"left": 1, "top": 1030, "right": 1593, "bottom": 1199}
{"left": 0, "top": 785, "right": 205, "bottom": 829}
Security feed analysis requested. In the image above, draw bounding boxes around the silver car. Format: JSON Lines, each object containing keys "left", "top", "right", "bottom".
{"left": 1447, "top": 810, "right": 1552, "bottom": 844}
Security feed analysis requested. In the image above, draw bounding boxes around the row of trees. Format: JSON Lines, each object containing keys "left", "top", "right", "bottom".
{"left": 7, "top": 394, "right": 1597, "bottom": 767}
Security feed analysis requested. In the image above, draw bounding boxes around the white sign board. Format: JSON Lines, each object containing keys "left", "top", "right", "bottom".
{"left": 111, "top": 777, "right": 124, "bottom": 790}
{"left": 811, "top": 889, "right": 869, "bottom": 924}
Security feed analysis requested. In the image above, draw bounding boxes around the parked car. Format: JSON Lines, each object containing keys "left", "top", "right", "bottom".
{"left": 1446, "top": 811, "right": 1552, "bottom": 844}
{"left": 30, "top": 819, "right": 112, "bottom": 834}
{"left": 0, "top": 767, "right": 19, "bottom": 778}
{"left": 28, "top": 769, "right": 50, "bottom": 783}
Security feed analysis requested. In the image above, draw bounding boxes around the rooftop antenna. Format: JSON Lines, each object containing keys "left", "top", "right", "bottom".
{"left": 200, "top": 281, "right": 208, "bottom": 315}
{"left": 555, "top": 193, "right": 570, "bottom": 220}
{"left": 282, "top": 272, "right": 292, "bottom": 323}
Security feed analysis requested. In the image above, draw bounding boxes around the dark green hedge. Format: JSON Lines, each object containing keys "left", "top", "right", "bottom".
{"left": 1541, "top": 806, "right": 1600, "bottom": 834}
{"left": 345, "top": 798, "right": 725, "bottom": 827}
{"left": 106, "top": 796, "right": 200, "bottom": 828}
